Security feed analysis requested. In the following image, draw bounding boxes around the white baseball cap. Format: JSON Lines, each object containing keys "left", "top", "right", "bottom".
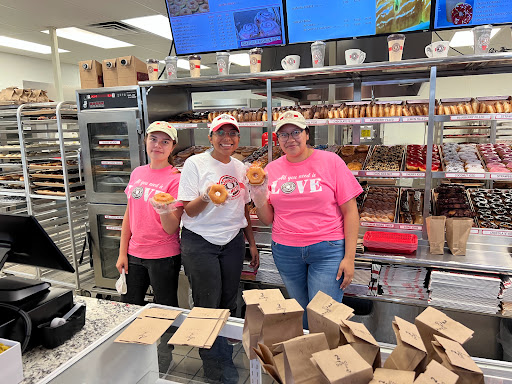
{"left": 210, "top": 114, "right": 240, "bottom": 134}
{"left": 146, "top": 121, "right": 178, "bottom": 143}
{"left": 275, "top": 111, "right": 307, "bottom": 132}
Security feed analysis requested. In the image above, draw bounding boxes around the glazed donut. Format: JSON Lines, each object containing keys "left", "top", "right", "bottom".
{"left": 208, "top": 184, "right": 228, "bottom": 204}
{"left": 239, "top": 23, "right": 260, "bottom": 39}
{"left": 247, "top": 163, "right": 266, "bottom": 185}
{"left": 199, "top": 3, "right": 209, "bottom": 12}
{"left": 153, "top": 192, "right": 175, "bottom": 204}
{"left": 258, "top": 20, "right": 281, "bottom": 37}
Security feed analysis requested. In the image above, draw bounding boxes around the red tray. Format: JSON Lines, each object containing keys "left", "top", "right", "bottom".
{"left": 363, "top": 231, "right": 418, "bottom": 254}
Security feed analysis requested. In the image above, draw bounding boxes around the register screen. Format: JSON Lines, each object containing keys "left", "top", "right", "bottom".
{"left": 434, "top": 0, "right": 512, "bottom": 29}
{"left": 166, "top": 0, "right": 285, "bottom": 54}
{"left": 286, "top": 0, "right": 431, "bottom": 44}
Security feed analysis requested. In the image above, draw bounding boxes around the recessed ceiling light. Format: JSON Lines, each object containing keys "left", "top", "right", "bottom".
{"left": 229, "top": 53, "right": 250, "bottom": 66}
{"left": 42, "top": 28, "right": 133, "bottom": 49}
{"left": 0, "top": 36, "right": 69, "bottom": 54}
{"left": 122, "top": 15, "right": 173, "bottom": 40}
{"left": 177, "top": 59, "right": 209, "bottom": 70}
{"left": 449, "top": 27, "right": 500, "bottom": 47}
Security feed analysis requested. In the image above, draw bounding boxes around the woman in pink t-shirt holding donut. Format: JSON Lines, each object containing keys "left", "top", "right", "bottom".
{"left": 251, "top": 111, "right": 362, "bottom": 328}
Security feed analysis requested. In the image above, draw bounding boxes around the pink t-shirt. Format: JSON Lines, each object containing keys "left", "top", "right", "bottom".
{"left": 265, "top": 150, "right": 363, "bottom": 247}
{"left": 124, "top": 164, "right": 183, "bottom": 259}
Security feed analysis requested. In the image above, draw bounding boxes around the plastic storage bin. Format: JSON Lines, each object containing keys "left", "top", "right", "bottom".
{"left": 0, "top": 338, "right": 23, "bottom": 384}
{"left": 363, "top": 231, "right": 418, "bottom": 254}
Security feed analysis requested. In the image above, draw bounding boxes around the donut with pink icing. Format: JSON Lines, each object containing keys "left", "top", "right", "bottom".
{"left": 451, "top": 3, "right": 473, "bottom": 25}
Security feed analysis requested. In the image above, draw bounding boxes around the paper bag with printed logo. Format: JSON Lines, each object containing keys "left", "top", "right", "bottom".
{"left": 431, "top": 335, "right": 484, "bottom": 384}
{"left": 414, "top": 307, "right": 473, "bottom": 361}
{"left": 413, "top": 360, "right": 459, "bottom": 384}
{"left": 339, "top": 319, "right": 381, "bottom": 370}
{"left": 369, "top": 368, "right": 415, "bottom": 384}
{"left": 383, "top": 316, "right": 427, "bottom": 374}
{"left": 307, "top": 291, "right": 354, "bottom": 349}
{"left": 242, "top": 289, "right": 285, "bottom": 359}
{"left": 257, "top": 299, "right": 304, "bottom": 350}
{"left": 253, "top": 342, "right": 287, "bottom": 384}
{"left": 311, "top": 344, "right": 373, "bottom": 384}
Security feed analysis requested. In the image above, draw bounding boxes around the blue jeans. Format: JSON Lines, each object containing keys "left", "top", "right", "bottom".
{"left": 271, "top": 239, "right": 346, "bottom": 329}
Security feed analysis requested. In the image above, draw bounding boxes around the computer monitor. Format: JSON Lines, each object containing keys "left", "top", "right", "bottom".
{"left": 0, "top": 214, "right": 75, "bottom": 273}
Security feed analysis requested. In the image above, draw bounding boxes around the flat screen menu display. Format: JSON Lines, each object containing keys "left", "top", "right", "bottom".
{"left": 434, "top": 0, "right": 512, "bottom": 29}
{"left": 286, "top": 0, "right": 432, "bottom": 44}
{"left": 166, "top": 0, "right": 286, "bottom": 54}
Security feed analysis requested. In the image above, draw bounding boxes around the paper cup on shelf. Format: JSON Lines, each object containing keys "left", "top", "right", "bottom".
{"left": 165, "top": 56, "right": 178, "bottom": 79}
{"left": 189, "top": 54, "right": 201, "bottom": 78}
{"left": 387, "top": 34, "right": 405, "bottom": 62}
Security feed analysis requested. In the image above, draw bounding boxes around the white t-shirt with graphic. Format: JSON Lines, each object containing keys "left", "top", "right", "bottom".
{"left": 178, "top": 152, "right": 250, "bottom": 246}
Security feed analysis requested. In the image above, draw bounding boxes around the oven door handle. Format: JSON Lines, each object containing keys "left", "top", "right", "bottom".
{"left": 77, "top": 148, "right": 83, "bottom": 183}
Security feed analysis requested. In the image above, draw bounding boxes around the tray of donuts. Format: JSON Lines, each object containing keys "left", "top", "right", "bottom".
{"left": 435, "top": 96, "right": 512, "bottom": 116}
{"left": 364, "top": 145, "right": 405, "bottom": 172}
{"left": 173, "top": 145, "right": 210, "bottom": 168}
{"left": 359, "top": 186, "right": 399, "bottom": 224}
{"left": 432, "top": 185, "right": 477, "bottom": 224}
{"left": 468, "top": 189, "right": 512, "bottom": 231}
{"left": 399, "top": 189, "right": 425, "bottom": 226}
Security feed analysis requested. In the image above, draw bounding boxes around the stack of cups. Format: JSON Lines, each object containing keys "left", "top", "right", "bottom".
{"left": 146, "top": 59, "right": 159, "bottom": 81}
{"left": 216, "top": 52, "right": 230, "bottom": 76}
{"left": 189, "top": 54, "right": 201, "bottom": 78}
{"left": 249, "top": 48, "right": 263, "bottom": 73}
{"left": 165, "top": 56, "right": 178, "bottom": 79}
{"left": 387, "top": 34, "right": 406, "bottom": 62}
{"left": 473, "top": 25, "right": 492, "bottom": 54}
{"left": 311, "top": 41, "right": 326, "bottom": 68}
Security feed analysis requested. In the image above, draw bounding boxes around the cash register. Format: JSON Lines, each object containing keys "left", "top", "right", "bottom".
{"left": 0, "top": 214, "right": 76, "bottom": 351}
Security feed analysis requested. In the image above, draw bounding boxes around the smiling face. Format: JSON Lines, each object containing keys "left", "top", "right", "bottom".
{"left": 146, "top": 131, "right": 175, "bottom": 165}
{"left": 277, "top": 124, "right": 309, "bottom": 159}
{"left": 208, "top": 124, "right": 240, "bottom": 160}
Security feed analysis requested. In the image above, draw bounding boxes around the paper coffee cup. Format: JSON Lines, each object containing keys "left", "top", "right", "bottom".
{"left": 387, "top": 34, "right": 405, "bottom": 62}
{"left": 249, "top": 47, "right": 262, "bottom": 73}
{"left": 146, "top": 59, "right": 159, "bottom": 81}
{"left": 189, "top": 54, "right": 201, "bottom": 78}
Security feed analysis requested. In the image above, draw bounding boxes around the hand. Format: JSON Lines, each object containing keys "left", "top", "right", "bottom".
{"left": 249, "top": 244, "right": 259, "bottom": 270}
{"left": 201, "top": 184, "right": 227, "bottom": 206}
{"left": 116, "top": 254, "right": 128, "bottom": 274}
{"left": 150, "top": 197, "right": 178, "bottom": 215}
{"left": 336, "top": 257, "right": 354, "bottom": 290}
{"left": 249, "top": 175, "right": 269, "bottom": 208}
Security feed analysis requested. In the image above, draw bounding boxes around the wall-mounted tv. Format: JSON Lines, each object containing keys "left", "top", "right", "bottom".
{"left": 434, "top": 0, "right": 512, "bottom": 29}
{"left": 285, "top": 0, "right": 432, "bottom": 44}
{"left": 166, "top": 0, "right": 286, "bottom": 55}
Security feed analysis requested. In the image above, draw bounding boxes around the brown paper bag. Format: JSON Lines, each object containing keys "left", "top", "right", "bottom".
{"left": 425, "top": 216, "right": 446, "bottom": 254}
{"left": 446, "top": 218, "right": 473, "bottom": 256}
{"left": 414, "top": 360, "right": 459, "bottom": 384}
{"left": 0, "top": 87, "right": 17, "bottom": 102}
{"left": 258, "top": 299, "right": 304, "bottom": 349}
{"left": 431, "top": 335, "right": 484, "bottom": 384}
{"left": 37, "top": 90, "right": 49, "bottom": 103}
{"left": 370, "top": 368, "right": 415, "bottom": 384}
{"left": 307, "top": 291, "right": 354, "bottom": 349}
{"left": 340, "top": 319, "right": 381, "bottom": 370}
{"left": 242, "top": 289, "right": 284, "bottom": 359}
{"left": 311, "top": 344, "right": 374, "bottom": 384}
{"left": 414, "top": 307, "right": 473, "bottom": 362}
{"left": 280, "top": 333, "right": 329, "bottom": 384}
{"left": 383, "top": 316, "right": 427, "bottom": 374}
{"left": 253, "top": 342, "right": 287, "bottom": 383}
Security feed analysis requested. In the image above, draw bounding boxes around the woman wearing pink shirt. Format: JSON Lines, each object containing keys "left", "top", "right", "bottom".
{"left": 116, "top": 121, "right": 183, "bottom": 306}
{"left": 251, "top": 111, "right": 362, "bottom": 328}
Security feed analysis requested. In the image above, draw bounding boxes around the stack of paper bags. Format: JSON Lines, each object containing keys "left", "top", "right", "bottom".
{"left": 257, "top": 298, "right": 304, "bottom": 349}
{"left": 379, "top": 265, "right": 428, "bottom": 300}
{"left": 169, "top": 307, "right": 229, "bottom": 349}
{"left": 429, "top": 270, "right": 501, "bottom": 314}
{"left": 413, "top": 360, "right": 459, "bottom": 384}
{"left": 499, "top": 275, "right": 512, "bottom": 315}
{"left": 369, "top": 369, "right": 415, "bottom": 384}
{"left": 340, "top": 319, "right": 381, "bottom": 370}
{"left": 115, "top": 307, "right": 182, "bottom": 345}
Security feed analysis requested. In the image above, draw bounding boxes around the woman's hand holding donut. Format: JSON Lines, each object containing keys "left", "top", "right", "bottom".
{"left": 249, "top": 174, "right": 269, "bottom": 208}
{"left": 150, "top": 196, "right": 178, "bottom": 215}
{"left": 201, "top": 183, "right": 228, "bottom": 206}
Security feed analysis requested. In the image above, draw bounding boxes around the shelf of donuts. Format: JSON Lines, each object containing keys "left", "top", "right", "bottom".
{"left": 398, "top": 189, "right": 425, "bottom": 231}
{"left": 242, "top": 145, "right": 283, "bottom": 168}
{"left": 359, "top": 145, "right": 405, "bottom": 178}
{"left": 433, "top": 185, "right": 477, "bottom": 228}
{"left": 434, "top": 96, "right": 512, "bottom": 121}
{"left": 29, "top": 160, "right": 79, "bottom": 171}
{"left": 359, "top": 187, "right": 401, "bottom": 229}
{"left": 476, "top": 143, "right": 512, "bottom": 180}
{"left": 0, "top": 172, "right": 25, "bottom": 193}
{"left": 172, "top": 145, "right": 213, "bottom": 168}
{"left": 435, "top": 143, "right": 488, "bottom": 179}
{"left": 468, "top": 189, "right": 512, "bottom": 236}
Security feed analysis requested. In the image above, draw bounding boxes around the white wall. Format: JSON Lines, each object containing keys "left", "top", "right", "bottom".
{"left": 0, "top": 52, "right": 79, "bottom": 101}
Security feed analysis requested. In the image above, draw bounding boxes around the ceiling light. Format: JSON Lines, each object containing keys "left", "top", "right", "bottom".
{"left": 42, "top": 28, "right": 133, "bottom": 49}
{"left": 229, "top": 53, "right": 250, "bottom": 66}
{"left": 449, "top": 28, "right": 500, "bottom": 47}
{"left": 0, "top": 36, "right": 69, "bottom": 54}
{"left": 122, "top": 15, "right": 173, "bottom": 40}
{"left": 177, "top": 59, "right": 209, "bottom": 70}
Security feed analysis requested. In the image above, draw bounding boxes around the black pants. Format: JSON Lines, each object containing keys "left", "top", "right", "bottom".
{"left": 121, "top": 254, "right": 181, "bottom": 307}
{"left": 181, "top": 227, "right": 245, "bottom": 316}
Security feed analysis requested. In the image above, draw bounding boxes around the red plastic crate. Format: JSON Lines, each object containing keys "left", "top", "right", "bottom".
{"left": 363, "top": 231, "right": 418, "bottom": 254}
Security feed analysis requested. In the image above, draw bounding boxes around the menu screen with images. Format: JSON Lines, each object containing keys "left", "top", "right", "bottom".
{"left": 434, "top": 0, "right": 512, "bottom": 29}
{"left": 286, "top": 0, "right": 432, "bottom": 44}
{"left": 166, "top": 0, "right": 286, "bottom": 54}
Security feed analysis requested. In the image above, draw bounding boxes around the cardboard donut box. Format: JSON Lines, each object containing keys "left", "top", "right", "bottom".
{"left": 79, "top": 56, "right": 149, "bottom": 89}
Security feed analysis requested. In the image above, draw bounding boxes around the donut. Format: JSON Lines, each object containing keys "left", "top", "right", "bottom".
{"left": 199, "top": 4, "right": 209, "bottom": 12}
{"left": 186, "top": 0, "right": 199, "bottom": 11}
{"left": 153, "top": 192, "right": 175, "bottom": 205}
{"left": 247, "top": 163, "right": 266, "bottom": 185}
{"left": 254, "top": 10, "right": 276, "bottom": 25}
{"left": 168, "top": 4, "right": 181, "bottom": 15}
{"left": 208, "top": 184, "right": 228, "bottom": 204}
{"left": 179, "top": 8, "right": 192, "bottom": 15}
{"left": 451, "top": 3, "right": 473, "bottom": 25}
{"left": 239, "top": 23, "right": 259, "bottom": 40}
{"left": 258, "top": 20, "right": 281, "bottom": 37}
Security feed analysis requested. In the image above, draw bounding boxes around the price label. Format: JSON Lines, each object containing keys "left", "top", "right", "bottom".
{"left": 98, "top": 140, "right": 121, "bottom": 145}
{"left": 360, "top": 222, "right": 396, "bottom": 228}
{"left": 399, "top": 224, "right": 422, "bottom": 230}
{"left": 361, "top": 129, "right": 372, "bottom": 137}
{"left": 106, "top": 225, "right": 122, "bottom": 231}
{"left": 101, "top": 161, "right": 123, "bottom": 165}
{"left": 470, "top": 229, "right": 480, "bottom": 235}
{"left": 494, "top": 114, "right": 512, "bottom": 120}
{"left": 174, "top": 123, "right": 197, "bottom": 129}
{"left": 364, "top": 117, "right": 400, "bottom": 123}
{"left": 351, "top": 170, "right": 360, "bottom": 176}
{"left": 365, "top": 171, "right": 401, "bottom": 177}
{"left": 445, "top": 173, "right": 485, "bottom": 179}
{"left": 240, "top": 122, "right": 264, "bottom": 127}
{"left": 402, "top": 172, "right": 425, "bottom": 177}
{"left": 450, "top": 114, "right": 491, "bottom": 121}
{"left": 329, "top": 118, "right": 362, "bottom": 124}
{"left": 481, "top": 229, "right": 512, "bottom": 237}
{"left": 490, "top": 173, "right": 512, "bottom": 180}
{"left": 402, "top": 116, "right": 428, "bottom": 122}
{"left": 104, "top": 215, "right": 124, "bottom": 220}
{"left": 306, "top": 119, "right": 328, "bottom": 125}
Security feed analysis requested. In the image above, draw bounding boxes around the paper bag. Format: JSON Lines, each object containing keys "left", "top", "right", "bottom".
{"left": 431, "top": 335, "right": 484, "bottom": 384}
{"left": 425, "top": 216, "right": 446, "bottom": 254}
{"left": 0, "top": 87, "right": 17, "bottom": 102}
{"left": 446, "top": 218, "right": 473, "bottom": 256}
{"left": 383, "top": 316, "right": 427, "bottom": 374}
{"left": 253, "top": 342, "right": 287, "bottom": 383}
{"left": 102, "top": 58, "right": 119, "bottom": 87}
{"left": 243, "top": 289, "right": 285, "bottom": 359}
{"left": 414, "top": 360, "right": 459, "bottom": 384}
{"left": 311, "top": 344, "right": 373, "bottom": 384}
{"left": 369, "top": 368, "right": 415, "bottom": 384}
{"left": 79, "top": 60, "right": 103, "bottom": 89}
{"left": 340, "top": 319, "right": 381, "bottom": 370}
{"left": 117, "top": 56, "right": 149, "bottom": 86}
{"left": 415, "top": 307, "right": 473, "bottom": 362}
{"left": 307, "top": 291, "right": 354, "bottom": 349}
{"left": 258, "top": 299, "right": 304, "bottom": 349}
{"left": 280, "top": 333, "right": 329, "bottom": 384}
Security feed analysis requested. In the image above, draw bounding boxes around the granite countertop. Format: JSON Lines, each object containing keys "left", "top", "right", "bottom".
{"left": 22, "top": 296, "right": 141, "bottom": 384}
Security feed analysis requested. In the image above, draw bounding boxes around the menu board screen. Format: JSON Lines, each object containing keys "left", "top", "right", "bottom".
{"left": 434, "top": 0, "right": 512, "bottom": 29}
{"left": 286, "top": 0, "right": 432, "bottom": 44}
{"left": 166, "top": 0, "right": 286, "bottom": 54}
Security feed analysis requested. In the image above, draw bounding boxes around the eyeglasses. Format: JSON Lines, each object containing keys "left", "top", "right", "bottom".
{"left": 212, "top": 130, "right": 240, "bottom": 138}
{"left": 276, "top": 129, "right": 304, "bottom": 140}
